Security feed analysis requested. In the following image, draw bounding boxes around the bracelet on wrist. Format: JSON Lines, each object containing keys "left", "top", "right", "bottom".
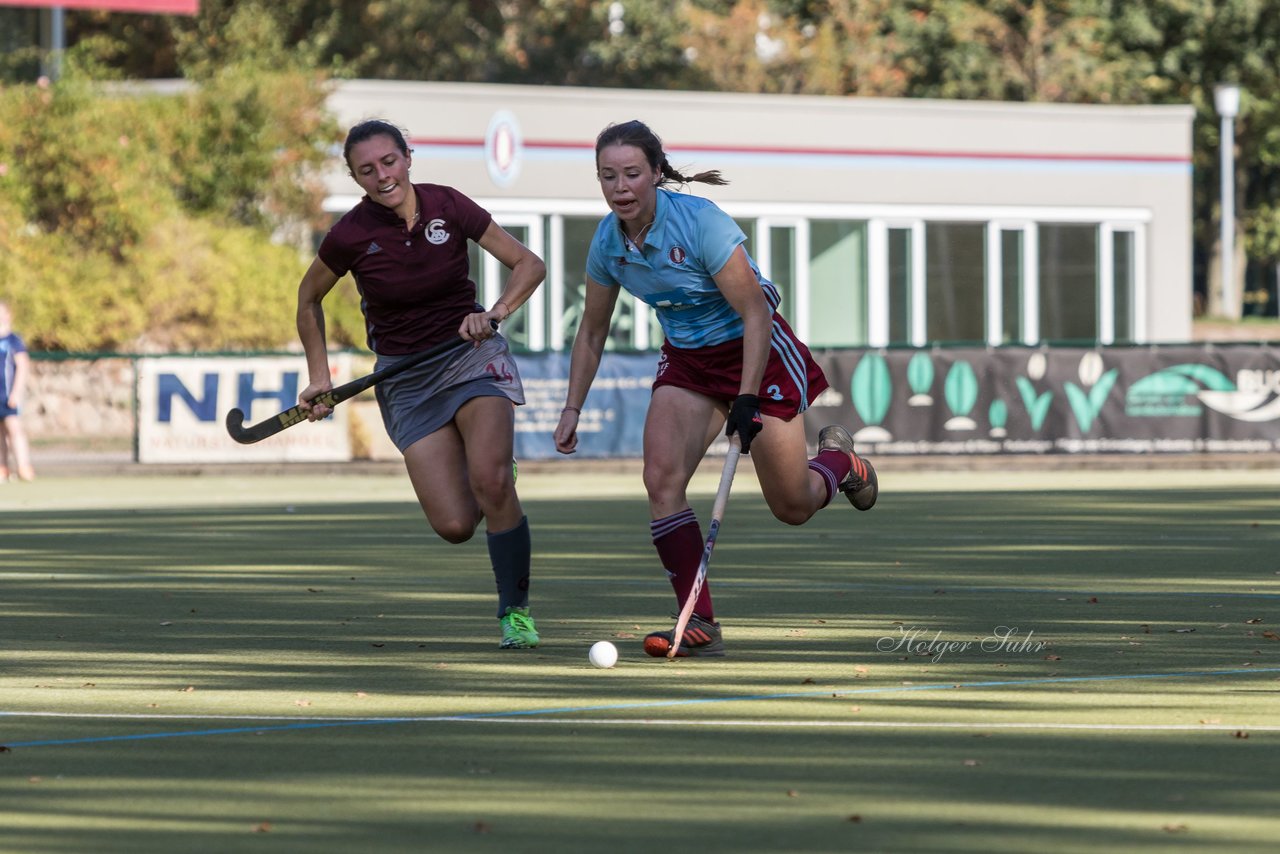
{"left": 563, "top": 405, "right": 581, "bottom": 415}
{"left": 492, "top": 301, "right": 510, "bottom": 321}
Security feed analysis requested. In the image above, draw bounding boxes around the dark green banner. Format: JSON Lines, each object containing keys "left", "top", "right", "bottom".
{"left": 805, "top": 345, "right": 1280, "bottom": 455}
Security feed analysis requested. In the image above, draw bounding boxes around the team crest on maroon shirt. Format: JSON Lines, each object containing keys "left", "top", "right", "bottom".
{"left": 669, "top": 246, "right": 687, "bottom": 265}
{"left": 426, "top": 218, "right": 450, "bottom": 245}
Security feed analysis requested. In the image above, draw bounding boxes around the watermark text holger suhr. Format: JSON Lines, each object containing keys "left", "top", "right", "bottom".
{"left": 876, "top": 626, "right": 1048, "bottom": 663}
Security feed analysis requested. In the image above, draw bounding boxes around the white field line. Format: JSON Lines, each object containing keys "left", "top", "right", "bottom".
{"left": 2, "top": 711, "right": 1277, "bottom": 732}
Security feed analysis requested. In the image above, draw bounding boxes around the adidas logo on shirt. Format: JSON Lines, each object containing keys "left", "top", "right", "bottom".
{"left": 366, "top": 242, "right": 383, "bottom": 255}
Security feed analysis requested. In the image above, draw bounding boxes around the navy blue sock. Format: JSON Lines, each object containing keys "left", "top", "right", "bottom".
{"left": 488, "top": 516, "right": 531, "bottom": 618}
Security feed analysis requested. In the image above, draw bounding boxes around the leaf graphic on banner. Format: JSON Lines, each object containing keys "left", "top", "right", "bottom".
{"left": 1015, "top": 377, "right": 1052, "bottom": 431}
{"left": 1166, "top": 363, "right": 1236, "bottom": 391}
{"left": 944, "top": 361, "right": 978, "bottom": 417}
{"left": 907, "top": 352, "right": 934, "bottom": 396}
{"left": 989, "top": 399, "right": 1007, "bottom": 429}
{"left": 1065, "top": 369, "right": 1118, "bottom": 433}
{"left": 1091, "top": 369, "right": 1119, "bottom": 408}
{"left": 851, "top": 354, "right": 892, "bottom": 426}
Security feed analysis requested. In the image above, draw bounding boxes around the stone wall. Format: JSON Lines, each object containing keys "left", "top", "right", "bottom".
{"left": 25, "top": 358, "right": 136, "bottom": 440}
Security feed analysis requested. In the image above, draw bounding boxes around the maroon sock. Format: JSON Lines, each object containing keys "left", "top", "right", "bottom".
{"left": 808, "top": 449, "right": 855, "bottom": 508}
{"left": 650, "top": 509, "right": 713, "bottom": 621}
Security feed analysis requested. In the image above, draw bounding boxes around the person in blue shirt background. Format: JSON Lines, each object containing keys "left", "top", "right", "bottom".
{"left": 554, "top": 120, "right": 878, "bottom": 658}
{"left": 0, "top": 301, "right": 36, "bottom": 483}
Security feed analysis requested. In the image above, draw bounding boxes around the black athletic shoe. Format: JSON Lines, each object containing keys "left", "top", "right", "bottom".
{"left": 818, "top": 425, "right": 879, "bottom": 511}
{"left": 643, "top": 613, "right": 726, "bottom": 658}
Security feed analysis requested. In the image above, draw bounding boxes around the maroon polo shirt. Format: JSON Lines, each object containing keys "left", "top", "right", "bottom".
{"left": 318, "top": 183, "right": 493, "bottom": 355}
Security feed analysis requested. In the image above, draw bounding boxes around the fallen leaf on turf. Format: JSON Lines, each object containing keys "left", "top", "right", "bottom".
{"left": 849, "top": 706, "right": 861, "bottom": 712}
{"left": 294, "top": 699, "right": 311, "bottom": 707}
{"left": 846, "top": 814, "right": 862, "bottom": 823}
{"left": 786, "top": 789, "right": 799, "bottom": 798}
{"left": 1161, "top": 823, "right": 1188, "bottom": 833}
{"left": 159, "top": 621, "right": 173, "bottom": 626}
{"left": 1200, "top": 718, "right": 1221, "bottom": 724}
{"left": 307, "top": 588, "right": 321, "bottom": 593}
{"left": 1245, "top": 618, "right": 1262, "bottom": 624}
{"left": 28, "top": 776, "right": 42, "bottom": 783}
{"left": 801, "top": 678, "right": 815, "bottom": 684}
{"left": 854, "top": 665, "right": 868, "bottom": 673}
{"left": 370, "top": 643, "right": 385, "bottom": 648}
{"left": 180, "top": 686, "right": 196, "bottom": 692}
{"left": 1088, "top": 597, "right": 1098, "bottom": 603}
{"left": 612, "top": 632, "right": 637, "bottom": 639}
{"left": 473, "top": 821, "right": 491, "bottom": 834}
{"left": 1170, "top": 628, "right": 1195, "bottom": 633}
{"left": 962, "top": 759, "right": 980, "bottom": 766}
{"left": 252, "top": 822, "right": 272, "bottom": 833}
{"left": 1262, "top": 631, "right": 1279, "bottom": 640}
{"left": 1044, "top": 655, "right": 1062, "bottom": 661}
{"left": 354, "top": 692, "right": 368, "bottom": 698}
{"left": 1234, "top": 731, "right": 1250, "bottom": 739}
{"left": 0, "top": 746, "right": 11, "bottom": 753}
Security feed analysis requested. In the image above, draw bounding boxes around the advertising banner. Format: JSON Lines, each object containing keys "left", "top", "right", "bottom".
{"left": 137, "top": 355, "right": 351, "bottom": 463}
{"left": 513, "top": 352, "right": 655, "bottom": 460}
{"left": 133, "top": 346, "right": 1277, "bottom": 463}
{"left": 804, "top": 345, "right": 1280, "bottom": 456}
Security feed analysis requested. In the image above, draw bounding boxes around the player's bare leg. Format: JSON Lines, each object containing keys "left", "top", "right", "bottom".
{"left": 747, "top": 413, "right": 829, "bottom": 525}
{"left": 642, "top": 385, "right": 724, "bottom": 519}
{"left": 403, "top": 423, "right": 483, "bottom": 543}
{"left": 640, "top": 386, "right": 728, "bottom": 655}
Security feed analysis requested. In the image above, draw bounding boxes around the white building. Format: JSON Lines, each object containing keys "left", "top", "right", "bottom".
{"left": 324, "top": 80, "right": 1194, "bottom": 351}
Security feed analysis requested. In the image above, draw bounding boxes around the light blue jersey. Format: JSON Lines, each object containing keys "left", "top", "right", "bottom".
{"left": 586, "top": 189, "right": 779, "bottom": 349}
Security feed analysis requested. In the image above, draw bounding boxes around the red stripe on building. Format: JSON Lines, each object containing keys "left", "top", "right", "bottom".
{"left": 411, "top": 136, "right": 1189, "bottom": 166}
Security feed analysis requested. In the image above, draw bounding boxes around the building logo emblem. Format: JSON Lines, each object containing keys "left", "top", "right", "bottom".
{"left": 485, "top": 110, "right": 523, "bottom": 188}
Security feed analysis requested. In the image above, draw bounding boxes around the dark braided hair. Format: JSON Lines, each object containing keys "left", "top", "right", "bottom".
{"left": 595, "top": 120, "right": 728, "bottom": 187}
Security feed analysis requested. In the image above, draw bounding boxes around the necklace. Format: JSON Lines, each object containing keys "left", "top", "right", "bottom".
{"left": 626, "top": 218, "right": 655, "bottom": 249}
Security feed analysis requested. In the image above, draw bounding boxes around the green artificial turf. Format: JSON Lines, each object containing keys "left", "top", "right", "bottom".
{"left": 1, "top": 465, "right": 1277, "bottom": 852}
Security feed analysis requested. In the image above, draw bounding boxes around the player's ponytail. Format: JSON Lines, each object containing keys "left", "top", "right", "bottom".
{"left": 596, "top": 120, "right": 730, "bottom": 188}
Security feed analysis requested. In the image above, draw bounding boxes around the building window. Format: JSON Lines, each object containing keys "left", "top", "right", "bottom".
{"left": 1038, "top": 224, "right": 1098, "bottom": 342}
{"left": 1000, "top": 229, "right": 1026, "bottom": 344}
{"left": 557, "top": 215, "right": 643, "bottom": 352}
{"left": 925, "top": 222, "right": 986, "bottom": 342}
{"left": 1112, "top": 229, "right": 1136, "bottom": 344}
{"left": 808, "top": 220, "right": 868, "bottom": 347}
{"left": 887, "top": 227, "right": 913, "bottom": 345}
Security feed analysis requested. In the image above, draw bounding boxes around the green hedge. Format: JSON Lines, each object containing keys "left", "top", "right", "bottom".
{"left": 0, "top": 45, "right": 365, "bottom": 352}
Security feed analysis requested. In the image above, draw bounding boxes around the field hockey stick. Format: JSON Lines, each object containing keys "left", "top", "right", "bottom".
{"left": 668, "top": 438, "right": 742, "bottom": 659}
{"left": 225, "top": 325, "right": 492, "bottom": 445}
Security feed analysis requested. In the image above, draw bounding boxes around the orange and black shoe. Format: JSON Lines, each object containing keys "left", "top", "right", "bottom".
{"left": 643, "top": 613, "right": 726, "bottom": 658}
{"left": 818, "top": 425, "right": 878, "bottom": 511}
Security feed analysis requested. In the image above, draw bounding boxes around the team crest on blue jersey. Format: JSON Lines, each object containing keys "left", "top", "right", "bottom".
{"left": 669, "top": 246, "right": 687, "bottom": 265}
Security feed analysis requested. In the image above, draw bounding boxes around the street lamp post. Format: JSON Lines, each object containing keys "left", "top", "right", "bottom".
{"left": 1214, "top": 83, "right": 1241, "bottom": 319}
